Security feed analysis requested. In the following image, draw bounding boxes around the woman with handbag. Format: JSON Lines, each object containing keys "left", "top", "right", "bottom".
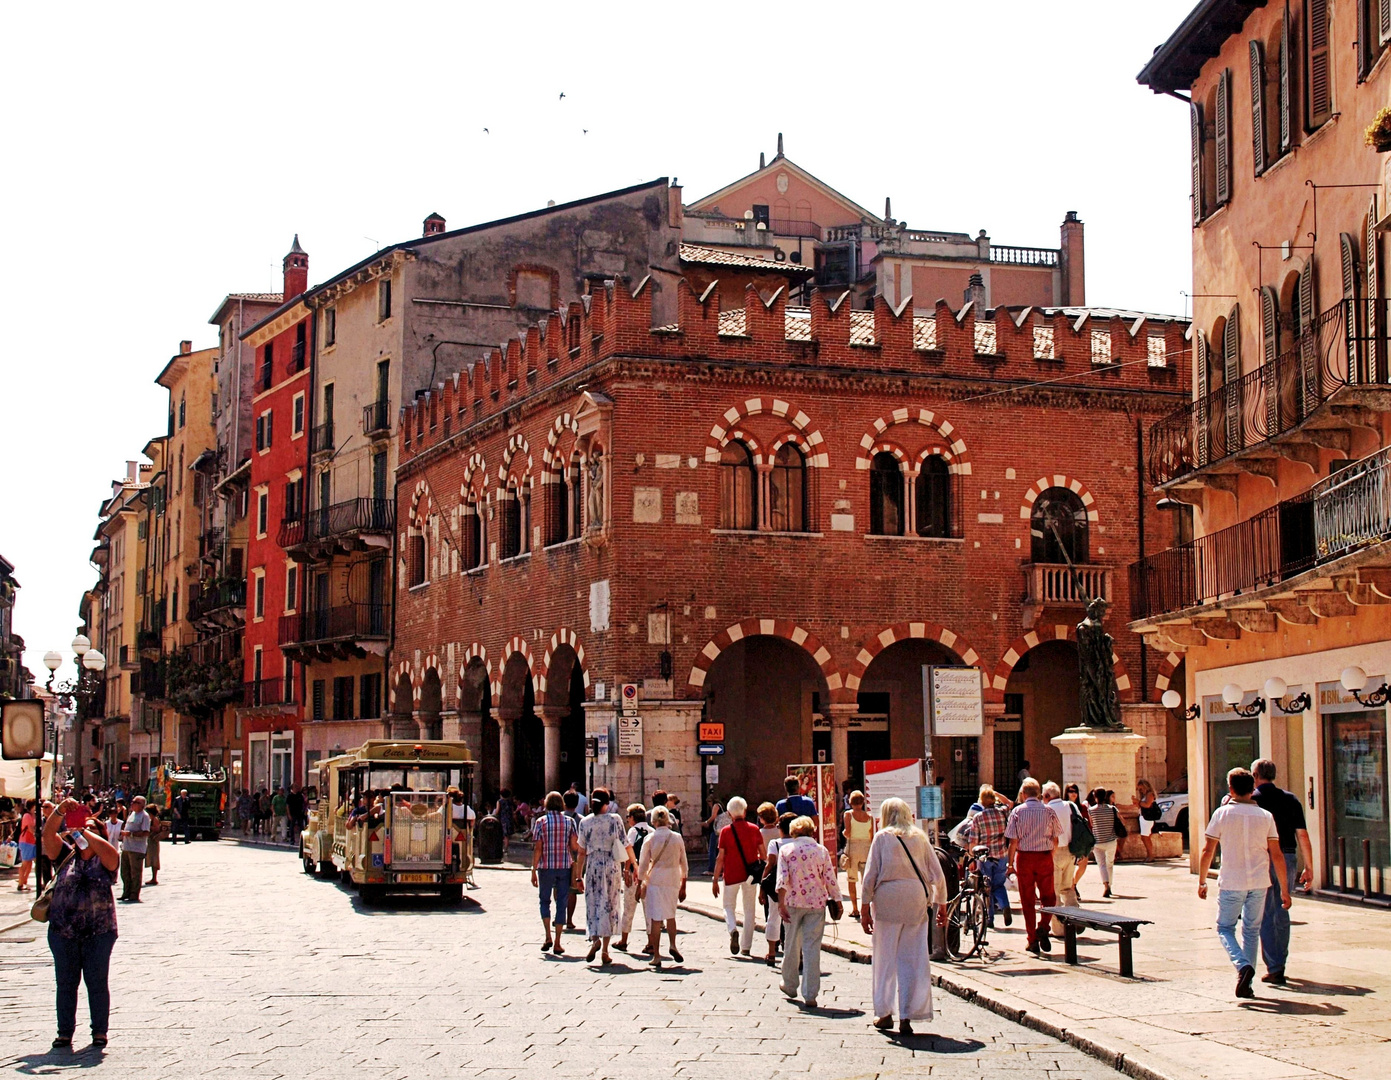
{"left": 39, "top": 798, "right": 120, "bottom": 1049}
{"left": 711, "top": 796, "right": 763, "bottom": 956}
{"left": 775, "top": 815, "right": 840, "bottom": 1009}
{"left": 1134, "top": 779, "right": 1159, "bottom": 862}
{"left": 636, "top": 805, "right": 688, "bottom": 968}
{"left": 860, "top": 797, "right": 948, "bottom": 1036}
{"left": 16, "top": 799, "right": 38, "bottom": 892}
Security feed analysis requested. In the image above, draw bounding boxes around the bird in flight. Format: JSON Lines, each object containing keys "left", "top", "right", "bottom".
{"left": 559, "top": 91, "right": 566, "bottom": 100}
{"left": 582, "top": 128, "right": 588, "bottom": 134}
{"left": 482, "top": 127, "right": 489, "bottom": 133}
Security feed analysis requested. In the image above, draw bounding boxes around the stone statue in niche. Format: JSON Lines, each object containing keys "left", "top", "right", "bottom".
{"left": 1076, "top": 597, "right": 1125, "bottom": 730}
{"left": 586, "top": 449, "right": 605, "bottom": 531}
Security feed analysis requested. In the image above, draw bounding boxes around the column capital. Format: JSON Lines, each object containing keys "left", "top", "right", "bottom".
{"left": 495, "top": 706, "right": 523, "bottom": 723}
{"left": 825, "top": 702, "right": 859, "bottom": 725}
{"left": 538, "top": 705, "right": 567, "bottom": 727}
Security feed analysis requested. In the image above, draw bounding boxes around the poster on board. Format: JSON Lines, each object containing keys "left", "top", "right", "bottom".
{"left": 864, "top": 758, "right": 923, "bottom": 822}
{"left": 924, "top": 666, "right": 984, "bottom": 739}
{"left": 788, "top": 763, "right": 838, "bottom": 852}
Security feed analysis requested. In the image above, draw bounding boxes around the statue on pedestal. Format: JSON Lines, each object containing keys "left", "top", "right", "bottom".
{"left": 1077, "top": 597, "right": 1126, "bottom": 730}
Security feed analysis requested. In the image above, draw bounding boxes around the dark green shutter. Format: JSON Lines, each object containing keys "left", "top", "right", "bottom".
{"left": 1215, "top": 69, "right": 1231, "bottom": 206}
{"left": 1249, "top": 41, "right": 1267, "bottom": 173}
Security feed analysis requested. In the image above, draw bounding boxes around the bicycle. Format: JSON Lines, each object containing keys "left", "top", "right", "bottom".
{"left": 943, "top": 844, "right": 991, "bottom": 960}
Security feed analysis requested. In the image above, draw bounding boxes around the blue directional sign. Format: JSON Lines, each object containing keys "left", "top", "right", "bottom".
{"left": 697, "top": 743, "right": 725, "bottom": 756}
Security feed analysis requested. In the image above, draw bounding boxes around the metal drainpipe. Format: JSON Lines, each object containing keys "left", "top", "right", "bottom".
{"left": 305, "top": 307, "right": 317, "bottom": 712}
{"left": 1136, "top": 416, "right": 1148, "bottom": 703}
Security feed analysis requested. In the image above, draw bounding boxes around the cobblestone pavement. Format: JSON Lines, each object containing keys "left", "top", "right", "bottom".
{"left": 0, "top": 842, "right": 1127, "bottom": 1080}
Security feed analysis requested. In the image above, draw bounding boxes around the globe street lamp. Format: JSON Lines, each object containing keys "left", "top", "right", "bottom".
{"left": 1161, "top": 688, "right": 1200, "bottom": 722}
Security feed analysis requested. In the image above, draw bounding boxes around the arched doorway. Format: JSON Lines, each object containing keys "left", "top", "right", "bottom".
{"left": 499, "top": 651, "right": 542, "bottom": 801}
{"left": 854, "top": 638, "right": 963, "bottom": 811}
{"left": 418, "top": 668, "right": 442, "bottom": 740}
{"left": 544, "top": 643, "right": 588, "bottom": 793}
{"left": 460, "top": 658, "right": 497, "bottom": 805}
{"left": 1002, "top": 639, "right": 1080, "bottom": 792}
{"left": 703, "top": 635, "right": 830, "bottom": 805}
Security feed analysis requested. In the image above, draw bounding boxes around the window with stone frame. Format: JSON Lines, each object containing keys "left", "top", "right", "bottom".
{"left": 769, "top": 443, "right": 806, "bottom": 533}
{"left": 408, "top": 531, "right": 427, "bottom": 587}
{"left": 463, "top": 499, "right": 483, "bottom": 570}
{"left": 719, "top": 441, "right": 757, "bottom": 530}
{"left": 501, "top": 484, "right": 522, "bottom": 559}
{"left": 915, "top": 455, "right": 952, "bottom": 537}
{"left": 869, "top": 451, "right": 904, "bottom": 536}
{"left": 1030, "top": 487, "right": 1089, "bottom": 564}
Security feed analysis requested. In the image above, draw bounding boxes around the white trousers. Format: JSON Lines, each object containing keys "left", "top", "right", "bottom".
{"left": 765, "top": 894, "right": 782, "bottom": 942}
{"left": 620, "top": 877, "right": 645, "bottom": 935}
{"left": 722, "top": 881, "right": 757, "bottom": 952}
{"left": 1092, "top": 840, "right": 1117, "bottom": 885}
{"left": 871, "top": 920, "right": 934, "bottom": 1021}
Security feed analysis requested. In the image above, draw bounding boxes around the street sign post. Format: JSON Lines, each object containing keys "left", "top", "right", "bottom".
{"left": 696, "top": 742, "right": 725, "bottom": 756}
{"left": 617, "top": 714, "right": 643, "bottom": 756}
{"left": 620, "top": 683, "right": 639, "bottom": 715}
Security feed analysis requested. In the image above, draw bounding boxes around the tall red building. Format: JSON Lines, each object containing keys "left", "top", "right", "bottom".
{"left": 237, "top": 238, "right": 312, "bottom": 797}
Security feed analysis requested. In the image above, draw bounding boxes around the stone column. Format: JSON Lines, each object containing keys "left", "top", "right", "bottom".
{"left": 455, "top": 709, "right": 483, "bottom": 756}
{"left": 439, "top": 709, "right": 462, "bottom": 742}
{"left": 825, "top": 703, "right": 858, "bottom": 789}
{"left": 496, "top": 708, "right": 519, "bottom": 792}
{"left": 388, "top": 710, "right": 420, "bottom": 740}
{"left": 979, "top": 701, "right": 1005, "bottom": 793}
{"left": 903, "top": 469, "right": 917, "bottom": 535}
{"left": 539, "top": 706, "right": 566, "bottom": 792}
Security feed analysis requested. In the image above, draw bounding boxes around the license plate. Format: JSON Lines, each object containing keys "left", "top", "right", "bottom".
{"left": 396, "top": 873, "right": 434, "bottom": 883}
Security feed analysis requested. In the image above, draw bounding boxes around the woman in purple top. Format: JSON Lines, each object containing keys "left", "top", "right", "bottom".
{"left": 42, "top": 798, "right": 120, "bottom": 1050}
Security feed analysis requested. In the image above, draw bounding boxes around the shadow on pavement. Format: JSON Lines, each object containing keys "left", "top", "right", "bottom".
{"left": 11, "top": 1044, "right": 105, "bottom": 1074}
{"left": 1239, "top": 999, "right": 1347, "bottom": 1016}
{"left": 1281, "top": 977, "right": 1373, "bottom": 997}
{"left": 885, "top": 1033, "right": 986, "bottom": 1053}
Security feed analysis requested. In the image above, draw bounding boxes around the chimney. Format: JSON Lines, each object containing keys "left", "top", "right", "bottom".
{"left": 760, "top": 151, "right": 766, "bottom": 169}
{"left": 1060, "top": 211, "right": 1085, "bottom": 306}
{"left": 125, "top": 460, "right": 138, "bottom": 483}
{"left": 282, "top": 235, "right": 309, "bottom": 300}
{"left": 423, "top": 212, "right": 446, "bottom": 237}
{"left": 179, "top": 340, "right": 192, "bottom": 355}
{"left": 964, "top": 272, "right": 987, "bottom": 312}
{"left": 776, "top": 132, "right": 784, "bottom": 158}
{"left": 668, "top": 179, "right": 683, "bottom": 229}
{"left": 884, "top": 196, "right": 893, "bottom": 224}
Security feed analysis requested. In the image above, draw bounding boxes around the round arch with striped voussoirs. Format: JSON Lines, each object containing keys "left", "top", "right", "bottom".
{"left": 687, "top": 618, "right": 841, "bottom": 694}
{"left": 988, "top": 623, "right": 1134, "bottom": 704}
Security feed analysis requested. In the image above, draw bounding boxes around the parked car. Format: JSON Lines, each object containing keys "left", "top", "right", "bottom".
{"left": 1155, "top": 788, "right": 1188, "bottom": 835}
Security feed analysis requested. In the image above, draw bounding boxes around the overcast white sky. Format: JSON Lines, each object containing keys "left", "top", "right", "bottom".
{"left": 1, "top": 1, "right": 1197, "bottom": 681}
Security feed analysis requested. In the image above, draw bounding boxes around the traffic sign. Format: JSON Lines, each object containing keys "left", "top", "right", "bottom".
{"left": 620, "top": 683, "right": 639, "bottom": 715}
{"left": 698, "top": 722, "right": 724, "bottom": 742}
{"left": 617, "top": 714, "right": 643, "bottom": 756}
{"left": 697, "top": 743, "right": 725, "bottom": 756}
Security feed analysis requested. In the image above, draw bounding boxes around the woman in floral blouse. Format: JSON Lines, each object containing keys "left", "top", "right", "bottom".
{"left": 775, "top": 816, "right": 840, "bottom": 1008}
{"left": 42, "top": 798, "right": 120, "bottom": 1050}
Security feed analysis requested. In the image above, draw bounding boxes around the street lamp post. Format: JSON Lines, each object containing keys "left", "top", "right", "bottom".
{"left": 36, "top": 637, "right": 106, "bottom": 888}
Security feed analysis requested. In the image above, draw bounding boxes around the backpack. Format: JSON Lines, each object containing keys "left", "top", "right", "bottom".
{"left": 630, "top": 823, "right": 652, "bottom": 862}
{"left": 1068, "top": 803, "right": 1096, "bottom": 858}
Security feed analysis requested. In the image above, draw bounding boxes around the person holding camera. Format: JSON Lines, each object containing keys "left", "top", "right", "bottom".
{"left": 41, "top": 799, "right": 120, "bottom": 1050}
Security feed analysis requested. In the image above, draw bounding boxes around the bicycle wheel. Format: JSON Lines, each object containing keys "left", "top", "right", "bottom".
{"left": 944, "top": 889, "right": 979, "bottom": 960}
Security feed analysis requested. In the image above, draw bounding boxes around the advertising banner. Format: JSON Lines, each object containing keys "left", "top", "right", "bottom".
{"left": 789, "top": 763, "right": 838, "bottom": 851}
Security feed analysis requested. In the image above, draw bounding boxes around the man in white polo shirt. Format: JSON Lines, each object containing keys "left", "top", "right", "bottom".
{"left": 1198, "top": 768, "right": 1290, "bottom": 998}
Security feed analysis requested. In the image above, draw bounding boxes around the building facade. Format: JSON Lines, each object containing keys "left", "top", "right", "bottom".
{"left": 392, "top": 277, "right": 1189, "bottom": 820}
{"left": 0, "top": 554, "right": 28, "bottom": 700}
{"left": 1134, "top": 0, "right": 1391, "bottom": 896}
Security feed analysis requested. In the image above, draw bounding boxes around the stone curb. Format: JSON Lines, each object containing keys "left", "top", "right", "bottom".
{"left": 678, "top": 900, "right": 1177, "bottom": 1080}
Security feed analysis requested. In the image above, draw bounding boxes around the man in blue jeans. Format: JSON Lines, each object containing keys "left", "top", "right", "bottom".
{"left": 964, "top": 786, "right": 1012, "bottom": 927}
{"left": 1198, "top": 768, "right": 1291, "bottom": 998}
{"left": 530, "top": 791, "right": 579, "bottom": 955}
{"left": 1252, "top": 759, "right": 1313, "bottom": 985}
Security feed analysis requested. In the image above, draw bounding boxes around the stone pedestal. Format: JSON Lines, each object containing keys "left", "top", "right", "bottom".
{"left": 1050, "top": 727, "right": 1146, "bottom": 800}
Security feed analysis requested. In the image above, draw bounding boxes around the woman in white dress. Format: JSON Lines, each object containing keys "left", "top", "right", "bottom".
{"left": 860, "top": 797, "right": 948, "bottom": 1036}
{"left": 575, "top": 788, "right": 633, "bottom": 966}
{"left": 636, "top": 806, "right": 688, "bottom": 969}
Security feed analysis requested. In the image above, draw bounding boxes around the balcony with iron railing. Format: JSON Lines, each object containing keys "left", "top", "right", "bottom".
{"left": 769, "top": 218, "right": 821, "bottom": 239}
{"left": 277, "top": 498, "right": 394, "bottom": 553}
{"left": 362, "top": 398, "right": 391, "bottom": 437}
{"left": 310, "top": 420, "right": 335, "bottom": 456}
{"left": 186, "top": 578, "right": 246, "bottom": 623}
{"left": 279, "top": 603, "right": 388, "bottom": 656}
{"left": 242, "top": 677, "right": 296, "bottom": 709}
{"left": 291, "top": 340, "right": 306, "bottom": 371}
{"left": 1149, "top": 299, "right": 1389, "bottom": 487}
{"left": 1130, "top": 444, "right": 1391, "bottom": 624}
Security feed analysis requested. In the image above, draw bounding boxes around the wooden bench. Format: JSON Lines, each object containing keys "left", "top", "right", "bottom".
{"left": 1041, "top": 905, "right": 1151, "bottom": 978}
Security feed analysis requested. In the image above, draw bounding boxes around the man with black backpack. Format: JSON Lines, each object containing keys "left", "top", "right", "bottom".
{"left": 616, "top": 803, "right": 654, "bottom": 952}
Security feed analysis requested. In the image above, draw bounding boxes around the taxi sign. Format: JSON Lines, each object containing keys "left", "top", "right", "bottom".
{"left": 698, "top": 722, "right": 724, "bottom": 742}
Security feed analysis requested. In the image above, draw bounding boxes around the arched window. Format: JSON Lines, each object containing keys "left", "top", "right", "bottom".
{"left": 719, "top": 441, "right": 756, "bottom": 530}
{"left": 408, "top": 532, "right": 426, "bottom": 586}
{"left": 915, "top": 456, "right": 951, "bottom": 537}
{"left": 501, "top": 485, "right": 522, "bottom": 559}
{"left": 1031, "top": 488, "right": 1089, "bottom": 564}
{"left": 551, "top": 472, "right": 569, "bottom": 545}
{"left": 463, "top": 500, "right": 481, "bottom": 570}
{"left": 570, "top": 457, "right": 583, "bottom": 537}
{"left": 769, "top": 444, "right": 806, "bottom": 532}
{"left": 869, "top": 452, "right": 904, "bottom": 536}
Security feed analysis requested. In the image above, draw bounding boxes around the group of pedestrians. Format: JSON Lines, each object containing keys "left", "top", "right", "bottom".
{"left": 235, "top": 786, "right": 307, "bottom": 842}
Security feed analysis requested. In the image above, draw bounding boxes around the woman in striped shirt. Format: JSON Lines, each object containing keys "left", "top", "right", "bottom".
{"left": 1086, "top": 788, "right": 1121, "bottom": 899}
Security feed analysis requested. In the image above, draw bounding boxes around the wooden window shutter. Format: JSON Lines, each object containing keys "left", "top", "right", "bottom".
{"left": 1369, "top": 196, "right": 1383, "bottom": 382}
{"left": 1280, "top": 4, "right": 1293, "bottom": 150}
{"left": 1359, "top": 0, "right": 1376, "bottom": 77}
{"left": 1190, "top": 101, "right": 1204, "bottom": 224}
{"left": 1215, "top": 69, "right": 1231, "bottom": 205}
{"left": 1249, "top": 41, "right": 1267, "bottom": 173}
{"left": 1343, "top": 231, "right": 1364, "bottom": 381}
{"left": 1342, "top": 232, "right": 1361, "bottom": 300}
{"left": 1261, "top": 286, "right": 1280, "bottom": 431}
{"left": 1223, "top": 305, "right": 1242, "bottom": 454}
{"left": 1307, "top": 0, "right": 1331, "bottom": 128}
{"left": 1382, "top": 0, "right": 1391, "bottom": 46}
{"left": 1195, "top": 331, "right": 1210, "bottom": 465}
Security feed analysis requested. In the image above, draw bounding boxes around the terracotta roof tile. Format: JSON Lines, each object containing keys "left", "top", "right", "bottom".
{"left": 679, "top": 243, "right": 811, "bottom": 274}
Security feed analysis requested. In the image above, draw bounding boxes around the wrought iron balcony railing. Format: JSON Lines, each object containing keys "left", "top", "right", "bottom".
{"left": 310, "top": 420, "right": 335, "bottom": 455}
{"left": 362, "top": 398, "right": 391, "bottom": 436}
{"left": 186, "top": 579, "right": 246, "bottom": 622}
{"left": 277, "top": 498, "right": 394, "bottom": 549}
{"left": 1150, "top": 299, "right": 1387, "bottom": 485}
{"left": 242, "top": 678, "right": 295, "bottom": 708}
{"left": 279, "top": 603, "right": 388, "bottom": 647}
{"left": 1129, "top": 445, "right": 1391, "bottom": 620}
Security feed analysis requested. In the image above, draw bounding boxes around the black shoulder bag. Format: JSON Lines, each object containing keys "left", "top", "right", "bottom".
{"left": 895, "top": 834, "right": 937, "bottom": 913}
{"left": 729, "top": 822, "right": 765, "bottom": 887}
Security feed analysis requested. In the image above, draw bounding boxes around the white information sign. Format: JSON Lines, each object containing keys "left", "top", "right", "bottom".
{"left": 925, "top": 666, "right": 984, "bottom": 737}
{"left": 864, "top": 758, "right": 923, "bottom": 822}
{"left": 617, "top": 714, "right": 643, "bottom": 756}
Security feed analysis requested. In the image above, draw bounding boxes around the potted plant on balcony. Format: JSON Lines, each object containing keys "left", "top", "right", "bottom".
{"left": 1367, "top": 106, "right": 1391, "bottom": 153}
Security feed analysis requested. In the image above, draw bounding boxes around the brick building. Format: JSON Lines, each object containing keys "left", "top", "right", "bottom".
{"left": 391, "top": 276, "right": 1189, "bottom": 817}
{"left": 1133, "top": 0, "right": 1391, "bottom": 894}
